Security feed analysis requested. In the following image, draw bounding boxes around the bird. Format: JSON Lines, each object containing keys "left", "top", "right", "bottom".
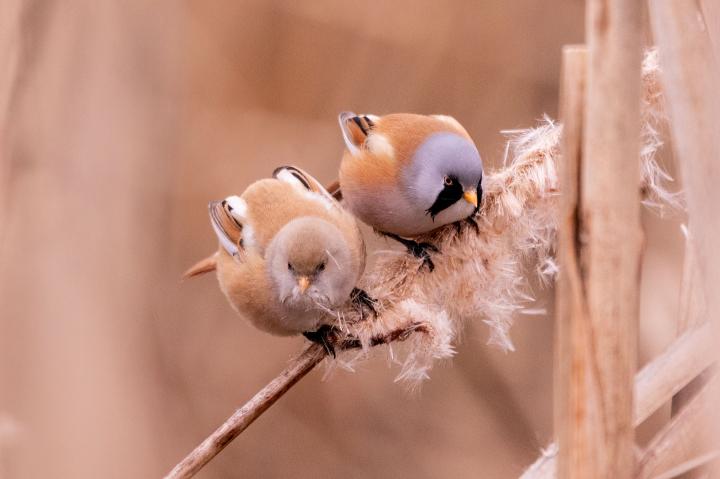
{"left": 336, "top": 112, "right": 483, "bottom": 271}
{"left": 184, "top": 166, "right": 371, "bottom": 353}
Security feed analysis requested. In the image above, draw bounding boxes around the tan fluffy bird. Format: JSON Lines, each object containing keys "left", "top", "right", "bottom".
{"left": 185, "top": 166, "right": 369, "bottom": 348}
{"left": 337, "top": 112, "right": 483, "bottom": 270}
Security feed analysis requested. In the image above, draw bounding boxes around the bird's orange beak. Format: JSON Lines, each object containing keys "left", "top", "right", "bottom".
{"left": 297, "top": 276, "right": 311, "bottom": 294}
{"left": 463, "top": 190, "right": 478, "bottom": 207}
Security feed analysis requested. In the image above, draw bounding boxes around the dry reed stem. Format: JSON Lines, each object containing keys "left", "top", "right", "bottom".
{"left": 637, "top": 376, "right": 718, "bottom": 478}
{"left": 672, "top": 0, "right": 720, "bottom": 428}
{"left": 164, "top": 344, "right": 326, "bottom": 479}
{"left": 676, "top": 230, "right": 705, "bottom": 335}
{"left": 554, "top": 44, "right": 588, "bottom": 477}
{"left": 700, "top": 0, "right": 720, "bottom": 55}
{"left": 671, "top": 230, "right": 708, "bottom": 416}
{"left": 649, "top": 0, "right": 720, "bottom": 330}
{"left": 634, "top": 322, "right": 714, "bottom": 427}
{"left": 0, "top": 0, "right": 22, "bottom": 242}
{"left": 521, "top": 322, "right": 716, "bottom": 479}
{"left": 650, "top": 451, "right": 720, "bottom": 479}
{"left": 650, "top": 0, "right": 720, "bottom": 469}
{"left": 554, "top": 0, "right": 644, "bottom": 475}
{"left": 164, "top": 321, "right": 429, "bottom": 479}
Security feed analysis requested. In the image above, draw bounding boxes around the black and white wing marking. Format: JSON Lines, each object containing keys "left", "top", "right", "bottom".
{"left": 208, "top": 198, "right": 245, "bottom": 258}
{"left": 272, "top": 165, "right": 338, "bottom": 206}
{"left": 338, "top": 111, "right": 378, "bottom": 155}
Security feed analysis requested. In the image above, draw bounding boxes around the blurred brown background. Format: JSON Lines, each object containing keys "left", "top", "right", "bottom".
{"left": 0, "top": 1, "right": 684, "bottom": 478}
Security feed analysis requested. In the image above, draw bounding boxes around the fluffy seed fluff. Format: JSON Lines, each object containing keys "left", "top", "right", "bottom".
{"left": 323, "top": 49, "right": 679, "bottom": 388}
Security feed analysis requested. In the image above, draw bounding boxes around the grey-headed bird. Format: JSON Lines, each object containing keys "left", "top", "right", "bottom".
{"left": 336, "top": 112, "right": 483, "bottom": 270}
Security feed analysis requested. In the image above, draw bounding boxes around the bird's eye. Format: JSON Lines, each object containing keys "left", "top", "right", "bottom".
{"left": 287, "top": 263, "right": 293, "bottom": 271}
{"left": 317, "top": 262, "right": 326, "bottom": 272}
{"left": 443, "top": 176, "right": 454, "bottom": 186}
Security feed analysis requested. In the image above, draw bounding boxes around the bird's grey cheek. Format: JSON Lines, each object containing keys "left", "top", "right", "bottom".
{"left": 402, "top": 158, "right": 441, "bottom": 204}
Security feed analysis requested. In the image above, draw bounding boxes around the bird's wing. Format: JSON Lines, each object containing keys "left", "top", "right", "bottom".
{"left": 272, "top": 165, "right": 338, "bottom": 204}
{"left": 338, "top": 111, "right": 377, "bottom": 155}
{"left": 208, "top": 199, "right": 245, "bottom": 258}
{"left": 183, "top": 198, "right": 246, "bottom": 279}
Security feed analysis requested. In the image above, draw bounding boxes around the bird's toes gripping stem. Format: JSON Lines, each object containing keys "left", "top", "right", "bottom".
{"left": 465, "top": 216, "right": 480, "bottom": 234}
{"left": 350, "top": 287, "right": 378, "bottom": 318}
{"left": 380, "top": 232, "right": 439, "bottom": 272}
{"left": 453, "top": 215, "right": 480, "bottom": 235}
{"left": 303, "top": 324, "right": 339, "bottom": 358}
{"left": 408, "top": 241, "right": 438, "bottom": 272}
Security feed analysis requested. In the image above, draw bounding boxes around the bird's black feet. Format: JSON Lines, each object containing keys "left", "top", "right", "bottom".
{"left": 452, "top": 216, "right": 480, "bottom": 235}
{"left": 380, "top": 232, "right": 439, "bottom": 272}
{"left": 466, "top": 216, "right": 480, "bottom": 234}
{"left": 408, "top": 241, "right": 438, "bottom": 272}
{"left": 303, "top": 324, "right": 338, "bottom": 358}
{"left": 351, "top": 287, "right": 378, "bottom": 318}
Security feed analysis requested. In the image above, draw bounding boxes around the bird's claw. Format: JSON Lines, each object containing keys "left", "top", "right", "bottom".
{"left": 351, "top": 287, "right": 378, "bottom": 318}
{"left": 378, "top": 231, "right": 439, "bottom": 272}
{"left": 452, "top": 216, "right": 480, "bottom": 235}
{"left": 408, "top": 242, "right": 438, "bottom": 272}
{"left": 466, "top": 216, "right": 480, "bottom": 234}
{"left": 303, "top": 324, "right": 338, "bottom": 358}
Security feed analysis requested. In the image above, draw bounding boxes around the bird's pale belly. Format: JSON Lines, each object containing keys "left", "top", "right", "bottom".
{"left": 346, "top": 185, "right": 475, "bottom": 237}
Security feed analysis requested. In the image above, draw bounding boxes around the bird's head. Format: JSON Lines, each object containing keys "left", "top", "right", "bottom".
{"left": 339, "top": 112, "right": 483, "bottom": 229}
{"left": 266, "top": 217, "right": 354, "bottom": 312}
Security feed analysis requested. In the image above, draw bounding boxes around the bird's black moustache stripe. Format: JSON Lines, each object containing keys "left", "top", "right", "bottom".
{"left": 426, "top": 178, "right": 464, "bottom": 219}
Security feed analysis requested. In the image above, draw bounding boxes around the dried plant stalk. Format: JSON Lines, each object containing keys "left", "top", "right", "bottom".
{"left": 650, "top": 0, "right": 720, "bottom": 467}
{"left": 521, "top": 322, "right": 716, "bottom": 479}
{"left": 649, "top": 0, "right": 720, "bottom": 329}
{"left": 0, "top": 0, "right": 22, "bottom": 240}
{"left": 671, "top": 229, "right": 709, "bottom": 416}
{"left": 649, "top": 451, "right": 720, "bottom": 479}
{"left": 676, "top": 230, "right": 705, "bottom": 334}
{"left": 701, "top": 0, "right": 719, "bottom": 55}
{"left": 637, "top": 376, "right": 718, "bottom": 478}
{"left": 531, "top": 4, "right": 719, "bottom": 478}
{"left": 554, "top": 44, "right": 588, "bottom": 477}
{"left": 634, "top": 322, "right": 714, "bottom": 426}
{"left": 164, "top": 320, "right": 432, "bottom": 479}
{"left": 164, "top": 344, "right": 326, "bottom": 479}
{"left": 553, "top": 0, "right": 645, "bottom": 475}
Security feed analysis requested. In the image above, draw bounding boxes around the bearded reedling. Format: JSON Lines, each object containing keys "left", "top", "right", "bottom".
{"left": 185, "top": 166, "right": 372, "bottom": 354}
{"left": 336, "top": 112, "right": 483, "bottom": 271}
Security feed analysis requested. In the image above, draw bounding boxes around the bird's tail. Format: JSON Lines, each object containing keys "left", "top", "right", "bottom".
{"left": 182, "top": 254, "right": 217, "bottom": 279}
